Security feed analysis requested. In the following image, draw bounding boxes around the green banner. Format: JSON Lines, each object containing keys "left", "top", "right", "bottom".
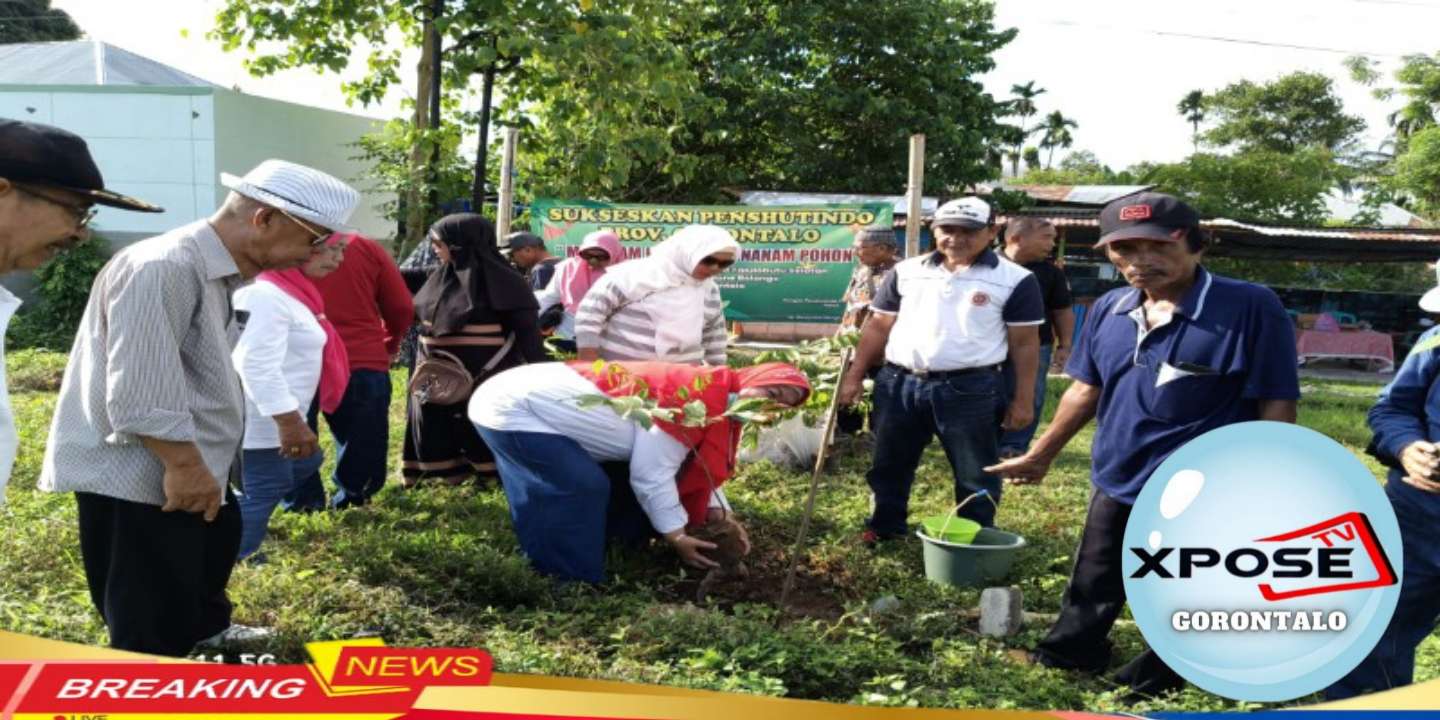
{"left": 530, "top": 199, "right": 893, "bottom": 323}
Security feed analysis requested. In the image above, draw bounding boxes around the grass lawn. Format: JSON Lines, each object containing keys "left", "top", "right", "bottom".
{"left": 0, "top": 351, "right": 1432, "bottom": 714}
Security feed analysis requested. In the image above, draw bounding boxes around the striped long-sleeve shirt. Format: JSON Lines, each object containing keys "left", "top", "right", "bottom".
{"left": 39, "top": 220, "right": 246, "bottom": 506}
{"left": 573, "top": 276, "right": 728, "bottom": 365}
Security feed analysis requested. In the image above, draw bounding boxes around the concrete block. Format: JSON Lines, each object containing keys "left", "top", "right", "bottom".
{"left": 869, "top": 595, "right": 902, "bottom": 615}
{"left": 978, "top": 586, "right": 1024, "bottom": 637}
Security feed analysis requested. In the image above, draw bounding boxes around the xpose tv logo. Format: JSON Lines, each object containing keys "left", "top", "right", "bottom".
{"left": 1122, "top": 422, "right": 1402, "bottom": 702}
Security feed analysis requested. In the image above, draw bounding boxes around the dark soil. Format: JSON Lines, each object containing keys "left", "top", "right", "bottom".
{"left": 665, "top": 547, "right": 850, "bottom": 620}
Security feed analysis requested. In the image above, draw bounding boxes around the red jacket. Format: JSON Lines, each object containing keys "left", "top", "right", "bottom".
{"left": 312, "top": 235, "right": 415, "bottom": 373}
{"left": 569, "top": 361, "right": 809, "bottom": 527}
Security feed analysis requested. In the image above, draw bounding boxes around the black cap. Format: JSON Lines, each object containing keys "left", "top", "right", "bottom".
{"left": 1097, "top": 192, "right": 1198, "bottom": 245}
{"left": 0, "top": 119, "right": 163, "bottom": 212}
{"left": 502, "top": 231, "right": 544, "bottom": 251}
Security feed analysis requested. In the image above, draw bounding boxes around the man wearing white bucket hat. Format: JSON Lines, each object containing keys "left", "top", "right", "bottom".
{"left": 40, "top": 159, "right": 360, "bottom": 656}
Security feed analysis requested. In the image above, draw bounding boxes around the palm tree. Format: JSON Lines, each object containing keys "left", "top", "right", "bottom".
{"left": 1390, "top": 102, "right": 1436, "bottom": 151}
{"left": 1177, "top": 90, "right": 1206, "bottom": 152}
{"left": 1008, "top": 81, "right": 1046, "bottom": 176}
{"left": 1022, "top": 147, "right": 1042, "bottom": 173}
{"left": 1039, "top": 111, "right": 1077, "bottom": 169}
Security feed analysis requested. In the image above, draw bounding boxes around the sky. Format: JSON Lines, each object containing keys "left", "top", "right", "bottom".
{"left": 45, "top": 0, "right": 1440, "bottom": 173}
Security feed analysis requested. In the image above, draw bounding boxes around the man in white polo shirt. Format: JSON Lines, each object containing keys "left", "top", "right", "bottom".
{"left": 838, "top": 197, "right": 1043, "bottom": 543}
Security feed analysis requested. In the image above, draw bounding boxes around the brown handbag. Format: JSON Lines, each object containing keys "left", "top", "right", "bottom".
{"left": 409, "top": 335, "right": 515, "bottom": 406}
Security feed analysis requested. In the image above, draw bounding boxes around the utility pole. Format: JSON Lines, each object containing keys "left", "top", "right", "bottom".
{"left": 496, "top": 127, "right": 519, "bottom": 238}
{"left": 905, "top": 134, "right": 926, "bottom": 257}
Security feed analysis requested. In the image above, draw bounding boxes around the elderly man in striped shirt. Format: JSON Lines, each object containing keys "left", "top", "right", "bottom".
{"left": 40, "top": 160, "right": 359, "bottom": 657}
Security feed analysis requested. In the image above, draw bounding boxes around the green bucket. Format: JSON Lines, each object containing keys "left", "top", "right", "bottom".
{"left": 917, "top": 527, "right": 1027, "bottom": 588}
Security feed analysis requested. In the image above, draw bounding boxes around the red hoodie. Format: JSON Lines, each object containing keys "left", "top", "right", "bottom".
{"left": 312, "top": 234, "right": 415, "bottom": 373}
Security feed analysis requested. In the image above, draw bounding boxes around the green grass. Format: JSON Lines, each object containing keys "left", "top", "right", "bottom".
{"left": 0, "top": 352, "right": 1432, "bottom": 713}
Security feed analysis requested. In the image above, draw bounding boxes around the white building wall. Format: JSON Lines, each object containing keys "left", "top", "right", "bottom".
{"left": 1, "top": 86, "right": 393, "bottom": 244}
{"left": 211, "top": 88, "right": 392, "bottom": 241}
{"left": 0, "top": 86, "right": 214, "bottom": 242}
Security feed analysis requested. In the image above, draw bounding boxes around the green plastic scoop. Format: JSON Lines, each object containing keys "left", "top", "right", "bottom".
{"left": 920, "top": 514, "right": 981, "bottom": 545}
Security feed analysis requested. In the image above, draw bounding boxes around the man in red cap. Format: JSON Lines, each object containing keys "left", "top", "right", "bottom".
{"left": 988, "top": 192, "right": 1300, "bottom": 698}
{"left": 0, "top": 119, "right": 162, "bottom": 506}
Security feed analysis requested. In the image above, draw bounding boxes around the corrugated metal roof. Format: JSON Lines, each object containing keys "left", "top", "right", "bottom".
{"left": 0, "top": 41, "right": 215, "bottom": 87}
{"left": 999, "top": 208, "right": 1440, "bottom": 242}
{"left": 1207, "top": 218, "right": 1440, "bottom": 242}
{"left": 1003, "top": 184, "right": 1153, "bottom": 205}
{"left": 738, "top": 190, "right": 939, "bottom": 215}
{"left": 1324, "top": 190, "right": 1431, "bottom": 228}
{"left": 1003, "top": 184, "right": 1428, "bottom": 228}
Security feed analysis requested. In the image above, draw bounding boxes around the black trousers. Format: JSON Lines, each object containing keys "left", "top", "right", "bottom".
{"left": 76, "top": 488, "right": 242, "bottom": 657}
{"left": 1034, "top": 489, "right": 1186, "bottom": 696}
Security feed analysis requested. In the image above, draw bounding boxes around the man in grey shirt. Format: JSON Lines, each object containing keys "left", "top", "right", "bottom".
{"left": 40, "top": 160, "right": 359, "bottom": 656}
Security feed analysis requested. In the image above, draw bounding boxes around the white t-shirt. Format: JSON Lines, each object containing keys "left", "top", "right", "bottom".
{"left": 232, "top": 280, "right": 327, "bottom": 449}
{"left": 469, "top": 362, "right": 727, "bottom": 534}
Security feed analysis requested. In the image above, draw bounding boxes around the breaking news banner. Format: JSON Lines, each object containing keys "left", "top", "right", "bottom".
{"left": 529, "top": 199, "right": 894, "bottom": 323}
{"left": 1, "top": 439, "right": 1437, "bottom": 719}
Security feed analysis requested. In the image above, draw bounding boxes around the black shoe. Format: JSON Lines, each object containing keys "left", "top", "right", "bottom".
{"left": 1113, "top": 651, "right": 1187, "bottom": 700}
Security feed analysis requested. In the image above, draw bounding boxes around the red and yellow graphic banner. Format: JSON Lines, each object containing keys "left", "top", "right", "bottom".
{"left": 1, "top": 630, "right": 1436, "bottom": 718}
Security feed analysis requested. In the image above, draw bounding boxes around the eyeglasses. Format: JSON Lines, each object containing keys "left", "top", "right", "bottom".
{"left": 16, "top": 185, "right": 96, "bottom": 230}
{"left": 274, "top": 206, "right": 331, "bottom": 246}
{"left": 579, "top": 251, "right": 610, "bottom": 262}
{"left": 699, "top": 255, "right": 735, "bottom": 270}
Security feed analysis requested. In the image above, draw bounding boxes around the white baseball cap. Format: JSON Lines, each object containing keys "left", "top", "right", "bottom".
{"left": 1421, "top": 263, "right": 1440, "bottom": 313}
{"left": 932, "top": 197, "right": 992, "bottom": 229}
{"left": 220, "top": 159, "right": 360, "bottom": 232}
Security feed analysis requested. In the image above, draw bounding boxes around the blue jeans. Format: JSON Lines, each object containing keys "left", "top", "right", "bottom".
{"left": 1325, "top": 483, "right": 1440, "bottom": 699}
{"left": 475, "top": 426, "right": 615, "bottom": 584}
{"left": 864, "top": 365, "right": 1005, "bottom": 535}
{"left": 1000, "top": 344, "right": 1053, "bottom": 456}
{"left": 238, "top": 448, "right": 325, "bottom": 560}
{"left": 286, "top": 369, "right": 394, "bottom": 510}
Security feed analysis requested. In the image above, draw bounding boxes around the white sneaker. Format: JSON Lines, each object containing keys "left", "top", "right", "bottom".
{"left": 195, "top": 623, "right": 274, "bottom": 650}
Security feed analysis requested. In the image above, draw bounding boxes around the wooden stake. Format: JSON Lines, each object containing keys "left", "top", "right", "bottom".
{"left": 778, "top": 346, "right": 853, "bottom": 613}
{"left": 495, "top": 127, "right": 520, "bottom": 238}
{"left": 905, "top": 134, "right": 926, "bottom": 257}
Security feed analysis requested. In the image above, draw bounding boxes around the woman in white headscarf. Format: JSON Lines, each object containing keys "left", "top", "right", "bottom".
{"left": 573, "top": 225, "right": 739, "bottom": 365}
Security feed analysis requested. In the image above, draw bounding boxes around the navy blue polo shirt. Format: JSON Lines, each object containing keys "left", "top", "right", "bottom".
{"left": 1066, "top": 267, "right": 1300, "bottom": 504}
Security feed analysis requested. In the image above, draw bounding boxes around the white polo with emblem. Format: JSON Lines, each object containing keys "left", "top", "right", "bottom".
{"left": 869, "top": 249, "right": 1045, "bottom": 372}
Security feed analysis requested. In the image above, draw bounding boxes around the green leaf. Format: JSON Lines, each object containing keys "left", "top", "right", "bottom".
{"left": 681, "top": 399, "right": 709, "bottom": 427}
{"left": 575, "top": 394, "right": 611, "bottom": 409}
